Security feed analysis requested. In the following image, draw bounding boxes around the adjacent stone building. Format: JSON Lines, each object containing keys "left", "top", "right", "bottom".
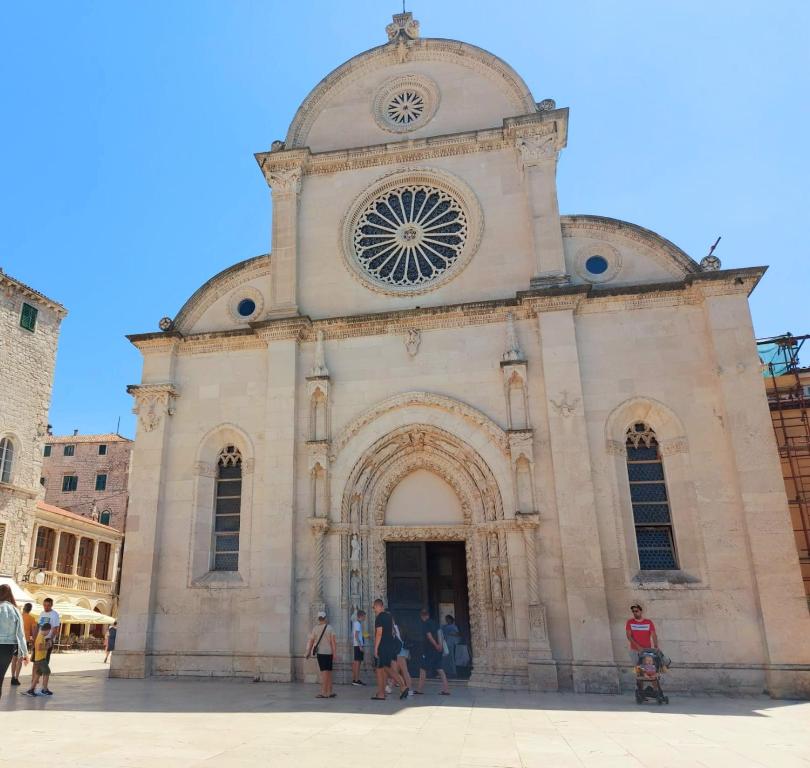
{"left": 0, "top": 269, "right": 66, "bottom": 581}
{"left": 112, "top": 14, "right": 810, "bottom": 697}
{"left": 41, "top": 432, "right": 132, "bottom": 531}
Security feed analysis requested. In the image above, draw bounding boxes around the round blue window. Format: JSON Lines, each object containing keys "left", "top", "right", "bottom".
{"left": 585, "top": 255, "right": 609, "bottom": 275}
{"left": 237, "top": 298, "right": 256, "bottom": 317}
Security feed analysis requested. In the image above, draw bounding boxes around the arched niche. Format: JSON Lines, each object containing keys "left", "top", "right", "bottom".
{"left": 385, "top": 468, "right": 465, "bottom": 526}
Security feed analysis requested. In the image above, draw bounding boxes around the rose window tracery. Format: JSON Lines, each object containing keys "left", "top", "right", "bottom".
{"left": 353, "top": 185, "right": 468, "bottom": 287}
{"left": 385, "top": 90, "right": 425, "bottom": 126}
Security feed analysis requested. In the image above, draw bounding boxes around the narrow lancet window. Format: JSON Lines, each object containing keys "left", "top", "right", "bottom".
{"left": 625, "top": 423, "right": 678, "bottom": 570}
{"left": 213, "top": 445, "right": 242, "bottom": 571}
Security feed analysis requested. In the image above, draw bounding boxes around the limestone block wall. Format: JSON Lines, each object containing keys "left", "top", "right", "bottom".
{"left": 0, "top": 274, "right": 65, "bottom": 580}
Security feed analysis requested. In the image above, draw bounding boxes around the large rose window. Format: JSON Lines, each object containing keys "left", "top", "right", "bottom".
{"left": 353, "top": 185, "right": 468, "bottom": 287}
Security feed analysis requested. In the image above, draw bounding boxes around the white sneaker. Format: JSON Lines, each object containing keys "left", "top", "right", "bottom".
{"left": 385, "top": 684, "right": 392, "bottom": 694}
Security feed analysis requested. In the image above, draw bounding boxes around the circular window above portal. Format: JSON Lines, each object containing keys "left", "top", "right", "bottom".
{"left": 574, "top": 243, "right": 622, "bottom": 284}
{"left": 342, "top": 169, "right": 483, "bottom": 296}
{"left": 227, "top": 286, "right": 263, "bottom": 323}
{"left": 373, "top": 75, "right": 439, "bottom": 134}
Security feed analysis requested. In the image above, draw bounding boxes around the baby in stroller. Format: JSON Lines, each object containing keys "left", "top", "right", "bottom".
{"left": 634, "top": 648, "right": 669, "bottom": 705}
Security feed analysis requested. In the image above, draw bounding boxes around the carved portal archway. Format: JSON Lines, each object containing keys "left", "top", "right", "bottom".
{"left": 339, "top": 423, "right": 519, "bottom": 678}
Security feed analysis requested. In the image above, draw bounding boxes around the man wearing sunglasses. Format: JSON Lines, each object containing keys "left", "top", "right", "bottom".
{"left": 626, "top": 603, "right": 658, "bottom": 662}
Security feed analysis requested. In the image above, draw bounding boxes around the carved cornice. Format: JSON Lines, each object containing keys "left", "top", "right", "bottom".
{"left": 128, "top": 270, "right": 765, "bottom": 356}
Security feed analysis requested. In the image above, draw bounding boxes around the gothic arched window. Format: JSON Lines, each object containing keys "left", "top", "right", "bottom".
{"left": 0, "top": 437, "right": 14, "bottom": 484}
{"left": 213, "top": 445, "right": 242, "bottom": 571}
{"left": 625, "top": 423, "right": 678, "bottom": 570}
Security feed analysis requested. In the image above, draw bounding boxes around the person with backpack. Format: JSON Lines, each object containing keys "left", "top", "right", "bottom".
{"left": 305, "top": 610, "right": 337, "bottom": 699}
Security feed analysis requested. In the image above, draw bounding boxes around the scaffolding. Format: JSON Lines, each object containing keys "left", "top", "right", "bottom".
{"left": 757, "top": 333, "right": 810, "bottom": 600}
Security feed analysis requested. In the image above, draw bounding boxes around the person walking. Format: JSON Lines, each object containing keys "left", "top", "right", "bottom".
{"left": 414, "top": 608, "right": 450, "bottom": 696}
{"left": 24, "top": 622, "right": 52, "bottom": 697}
{"left": 0, "top": 584, "right": 28, "bottom": 699}
{"left": 10, "top": 602, "right": 35, "bottom": 686}
{"left": 104, "top": 622, "right": 117, "bottom": 663}
{"left": 391, "top": 617, "right": 413, "bottom": 695}
{"left": 305, "top": 610, "right": 337, "bottom": 699}
{"left": 370, "top": 598, "right": 408, "bottom": 701}
{"left": 441, "top": 614, "right": 461, "bottom": 678}
{"left": 351, "top": 610, "right": 366, "bottom": 686}
{"left": 37, "top": 598, "right": 60, "bottom": 660}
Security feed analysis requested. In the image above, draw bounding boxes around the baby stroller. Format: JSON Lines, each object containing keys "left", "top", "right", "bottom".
{"left": 634, "top": 648, "right": 670, "bottom": 705}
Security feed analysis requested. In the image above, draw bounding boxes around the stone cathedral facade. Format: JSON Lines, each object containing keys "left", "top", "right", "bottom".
{"left": 112, "top": 14, "right": 810, "bottom": 697}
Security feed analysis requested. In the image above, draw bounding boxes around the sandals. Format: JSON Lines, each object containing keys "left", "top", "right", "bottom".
{"left": 399, "top": 687, "right": 410, "bottom": 700}
{"left": 439, "top": 691, "right": 451, "bottom": 696}
{"left": 316, "top": 694, "right": 328, "bottom": 698}
{"left": 370, "top": 695, "right": 386, "bottom": 700}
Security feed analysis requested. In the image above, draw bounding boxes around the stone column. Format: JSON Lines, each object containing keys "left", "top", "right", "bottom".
{"left": 537, "top": 306, "right": 619, "bottom": 693}
{"left": 110, "top": 377, "right": 179, "bottom": 679}
{"left": 52, "top": 530, "right": 62, "bottom": 573}
{"left": 90, "top": 540, "right": 99, "bottom": 582}
{"left": 310, "top": 517, "right": 329, "bottom": 623}
{"left": 254, "top": 331, "right": 299, "bottom": 681}
{"left": 701, "top": 288, "right": 810, "bottom": 697}
{"left": 71, "top": 537, "right": 81, "bottom": 576}
{"left": 267, "top": 167, "right": 303, "bottom": 317}
{"left": 517, "top": 131, "right": 568, "bottom": 287}
{"left": 517, "top": 513, "right": 557, "bottom": 691}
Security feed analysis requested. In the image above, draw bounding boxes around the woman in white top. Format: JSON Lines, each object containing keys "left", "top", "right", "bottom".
{"left": 0, "top": 584, "right": 28, "bottom": 698}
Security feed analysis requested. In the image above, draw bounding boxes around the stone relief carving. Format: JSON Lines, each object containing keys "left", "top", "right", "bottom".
{"left": 127, "top": 383, "right": 178, "bottom": 433}
{"left": 405, "top": 328, "right": 421, "bottom": 357}
{"left": 310, "top": 329, "right": 329, "bottom": 377}
{"left": 385, "top": 11, "right": 420, "bottom": 41}
{"left": 550, "top": 391, "right": 579, "bottom": 418}
{"left": 502, "top": 313, "right": 524, "bottom": 362}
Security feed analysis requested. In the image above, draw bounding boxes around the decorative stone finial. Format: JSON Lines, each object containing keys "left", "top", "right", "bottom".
{"left": 502, "top": 313, "right": 524, "bottom": 362}
{"left": 386, "top": 11, "right": 420, "bottom": 41}
{"left": 310, "top": 330, "right": 329, "bottom": 377}
{"left": 700, "top": 254, "right": 722, "bottom": 271}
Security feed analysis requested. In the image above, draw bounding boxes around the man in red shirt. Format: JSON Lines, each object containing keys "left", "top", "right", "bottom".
{"left": 625, "top": 603, "right": 658, "bottom": 661}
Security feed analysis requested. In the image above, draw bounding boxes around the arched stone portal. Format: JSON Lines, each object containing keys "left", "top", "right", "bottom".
{"left": 334, "top": 421, "right": 547, "bottom": 688}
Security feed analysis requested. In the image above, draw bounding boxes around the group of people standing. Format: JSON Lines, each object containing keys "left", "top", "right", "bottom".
{"left": 0, "top": 586, "right": 59, "bottom": 698}
{"left": 0, "top": 584, "right": 118, "bottom": 699}
{"left": 306, "top": 599, "right": 462, "bottom": 700}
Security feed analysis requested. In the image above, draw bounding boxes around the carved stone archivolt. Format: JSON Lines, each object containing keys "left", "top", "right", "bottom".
{"left": 335, "top": 422, "right": 524, "bottom": 678}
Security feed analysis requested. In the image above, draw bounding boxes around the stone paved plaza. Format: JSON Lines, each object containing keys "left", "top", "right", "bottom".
{"left": 2, "top": 653, "right": 810, "bottom": 767}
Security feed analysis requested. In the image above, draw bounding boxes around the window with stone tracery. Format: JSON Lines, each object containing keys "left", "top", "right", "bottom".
{"left": 213, "top": 445, "right": 242, "bottom": 571}
{"left": 625, "top": 422, "right": 678, "bottom": 570}
{"left": 353, "top": 185, "right": 468, "bottom": 287}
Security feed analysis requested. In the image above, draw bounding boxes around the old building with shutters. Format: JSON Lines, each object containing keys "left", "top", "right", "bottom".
{"left": 0, "top": 269, "right": 66, "bottom": 582}
{"left": 112, "top": 13, "right": 810, "bottom": 697}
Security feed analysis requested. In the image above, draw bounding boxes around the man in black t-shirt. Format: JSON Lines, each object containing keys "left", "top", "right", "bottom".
{"left": 371, "top": 599, "right": 408, "bottom": 700}
{"left": 414, "top": 608, "right": 450, "bottom": 695}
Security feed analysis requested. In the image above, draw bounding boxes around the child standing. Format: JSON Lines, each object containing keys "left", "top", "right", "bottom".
{"left": 25, "top": 622, "right": 52, "bottom": 697}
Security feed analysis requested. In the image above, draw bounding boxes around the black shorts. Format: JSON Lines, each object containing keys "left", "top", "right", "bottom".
{"left": 377, "top": 645, "right": 397, "bottom": 668}
{"left": 353, "top": 647, "right": 364, "bottom": 662}
{"left": 420, "top": 648, "right": 442, "bottom": 674}
{"left": 316, "top": 653, "right": 333, "bottom": 672}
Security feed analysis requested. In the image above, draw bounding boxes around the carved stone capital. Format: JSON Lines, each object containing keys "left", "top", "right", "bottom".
{"left": 127, "top": 383, "right": 179, "bottom": 433}
{"left": 515, "top": 510, "right": 541, "bottom": 529}
{"left": 310, "top": 517, "right": 330, "bottom": 536}
{"left": 517, "top": 132, "right": 559, "bottom": 167}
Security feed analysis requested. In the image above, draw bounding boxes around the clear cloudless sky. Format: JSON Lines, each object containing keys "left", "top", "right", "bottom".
{"left": 2, "top": 1, "right": 808, "bottom": 439}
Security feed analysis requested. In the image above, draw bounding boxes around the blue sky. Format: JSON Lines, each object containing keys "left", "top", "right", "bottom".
{"left": 3, "top": 1, "right": 808, "bottom": 438}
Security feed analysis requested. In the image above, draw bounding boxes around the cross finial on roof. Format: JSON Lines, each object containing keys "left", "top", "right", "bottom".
{"left": 386, "top": 10, "right": 420, "bottom": 42}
